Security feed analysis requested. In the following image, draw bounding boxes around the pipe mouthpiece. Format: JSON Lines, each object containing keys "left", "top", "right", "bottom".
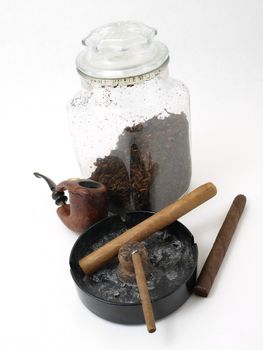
{"left": 33, "top": 172, "right": 68, "bottom": 205}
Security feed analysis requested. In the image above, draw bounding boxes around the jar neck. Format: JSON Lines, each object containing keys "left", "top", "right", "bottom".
{"left": 79, "top": 62, "right": 170, "bottom": 91}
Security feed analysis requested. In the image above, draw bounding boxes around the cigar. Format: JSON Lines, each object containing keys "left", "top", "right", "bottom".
{"left": 132, "top": 250, "right": 156, "bottom": 333}
{"left": 194, "top": 194, "right": 246, "bottom": 297}
{"left": 79, "top": 182, "right": 217, "bottom": 275}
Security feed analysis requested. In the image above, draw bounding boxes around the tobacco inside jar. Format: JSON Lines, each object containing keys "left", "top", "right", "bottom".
{"left": 90, "top": 112, "right": 191, "bottom": 213}
{"left": 68, "top": 22, "right": 191, "bottom": 213}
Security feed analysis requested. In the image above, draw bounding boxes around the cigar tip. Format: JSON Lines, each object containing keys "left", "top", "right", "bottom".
{"left": 79, "top": 258, "right": 91, "bottom": 275}
{"left": 193, "top": 285, "right": 208, "bottom": 297}
{"left": 233, "top": 194, "right": 247, "bottom": 213}
{"left": 205, "top": 182, "right": 217, "bottom": 195}
{"left": 235, "top": 194, "right": 247, "bottom": 203}
{"left": 148, "top": 327, "right": 156, "bottom": 333}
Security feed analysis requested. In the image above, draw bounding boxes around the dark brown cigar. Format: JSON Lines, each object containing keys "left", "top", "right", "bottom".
{"left": 194, "top": 194, "right": 246, "bottom": 297}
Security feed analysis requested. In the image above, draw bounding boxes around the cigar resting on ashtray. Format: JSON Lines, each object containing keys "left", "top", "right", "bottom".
{"left": 194, "top": 194, "right": 246, "bottom": 297}
{"left": 132, "top": 250, "right": 156, "bottom": 333}
{"left": 79, "top": 182, "right": 217, "bottom": 275}
{"left": 118, "top": 241, "right": 156, "bottom": 333}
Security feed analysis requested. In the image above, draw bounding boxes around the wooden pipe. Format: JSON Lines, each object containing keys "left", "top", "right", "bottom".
{"left": 56, "top": 179, "right": 108, "bottom": 233}
{"left": 79, "top": 182, "right": 217, "bottom": 275}
{"left": 34, "top": 173, "right": 108, "bottom": 233}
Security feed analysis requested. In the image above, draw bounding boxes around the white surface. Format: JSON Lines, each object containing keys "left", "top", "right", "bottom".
{"left": 0, "top": 1, "right": 262, "bottom": 349}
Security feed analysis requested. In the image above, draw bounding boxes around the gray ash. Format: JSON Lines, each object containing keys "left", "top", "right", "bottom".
{"left": 82, "top": 230, "right": 196, "bottom": 304}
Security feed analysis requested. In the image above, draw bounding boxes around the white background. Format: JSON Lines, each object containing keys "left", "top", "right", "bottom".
{"left": 0, "top": 0, "right": 262, "bottom": 349}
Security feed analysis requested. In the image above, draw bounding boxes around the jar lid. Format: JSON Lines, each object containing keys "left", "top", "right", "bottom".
{"left": 76, "top": 21, "right": 169, "bottom": 79}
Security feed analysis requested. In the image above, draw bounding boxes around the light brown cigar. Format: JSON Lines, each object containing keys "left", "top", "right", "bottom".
{"left": 79, "top": 182, "right": 217, "bottom": 275}
{"left": 194, "top": 194, "right": 246, "bottom": 297}
{"left": 132, "top": 251, "right": 156, "bottom": 333}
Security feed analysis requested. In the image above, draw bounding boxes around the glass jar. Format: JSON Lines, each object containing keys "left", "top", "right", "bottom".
{"left": 68, "top": 21, "right": 191, "bottom": 214}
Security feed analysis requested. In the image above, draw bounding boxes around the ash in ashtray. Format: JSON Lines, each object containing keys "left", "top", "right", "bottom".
{"left": 83, "top": 230, "right": 196, "bottom": 304}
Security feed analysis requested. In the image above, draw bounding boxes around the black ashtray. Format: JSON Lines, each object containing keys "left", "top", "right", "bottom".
{"left": 70, "top": 211, "right": 198, "bottom": 324}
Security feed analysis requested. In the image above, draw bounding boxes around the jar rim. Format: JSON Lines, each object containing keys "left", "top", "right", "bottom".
{"left": 78, "top": 57, "right": 170, "bottom": 87}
